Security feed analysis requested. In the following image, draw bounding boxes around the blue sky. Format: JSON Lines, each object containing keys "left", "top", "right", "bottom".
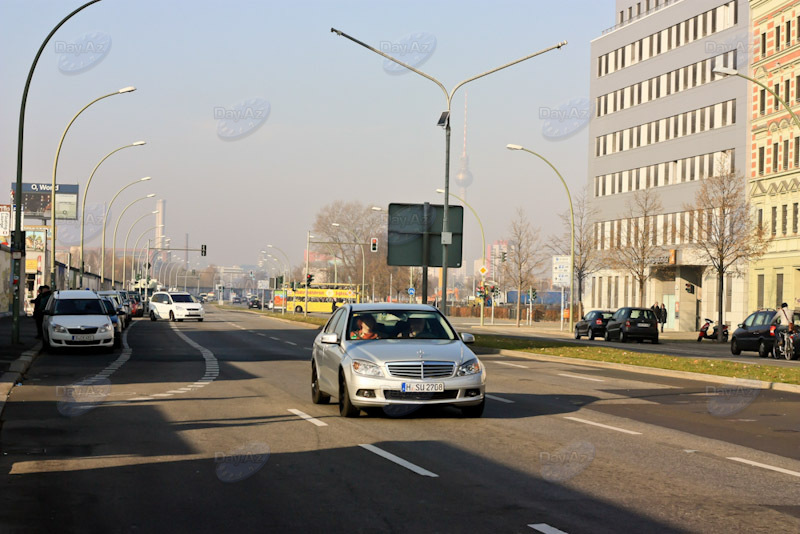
{"left": 0, "top": 0, "right": 613, "bottom": 269}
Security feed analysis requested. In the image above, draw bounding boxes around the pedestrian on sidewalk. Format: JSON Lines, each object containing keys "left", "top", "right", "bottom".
{"left": 32, "top": 285, "right": 51, "bottom": 339}
{"left": 659, "top": 303, "right": 667, "bottom": 332}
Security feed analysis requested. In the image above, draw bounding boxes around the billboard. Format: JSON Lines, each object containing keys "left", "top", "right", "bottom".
{"left": 0, "top": 205, "right": 9, "bottom": 246}
{"left": 552, "top": 255, "right": 570, "bottom": 287}
{"left": 24, "top": 226, "right": 48, "bottom": 252}
{"left": 9, "top": 183, "right": 78, "bottom": 220}
{"left": 387, "top": 203, "right": 463, "bottom": 268}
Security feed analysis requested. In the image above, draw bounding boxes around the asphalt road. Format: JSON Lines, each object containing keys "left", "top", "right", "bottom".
{"left": 1, "top": 306, "right": 799, "bottom": 533}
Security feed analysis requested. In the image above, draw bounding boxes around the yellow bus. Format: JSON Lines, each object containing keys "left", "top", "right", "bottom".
{"left": 282, "top": 285, "right": 359, "bottom": 313}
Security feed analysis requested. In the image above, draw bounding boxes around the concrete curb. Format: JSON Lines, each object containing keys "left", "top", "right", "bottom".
{"left": 485, "top": 348, "right": 800, "bottom": 394}
{"left": 0, "top": 343, "right": 42, "bottom": 418}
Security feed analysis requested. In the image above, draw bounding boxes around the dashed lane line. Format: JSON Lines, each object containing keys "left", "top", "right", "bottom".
{"left": 563, "top": 416, "right": 642, "bottom": 435}
{"left": 359, "top": 444, "right": 438, "bottom": 478}
{"left": 727, "top": 457, "right": 800, "bottom": 478}
{"left": 486, "top": 394, "right": 515, "bottom": 404}
{"left": 528, "top": 524, "right": 569, "bottom": 534}
{"left": 288, "top": 408, "right": 328, "bottom": 427}
{"left": 557, "top": 373, "right": 604, "bottom": 382}
{"left": 494, "top": 361, "right": 528, "bottom": 369}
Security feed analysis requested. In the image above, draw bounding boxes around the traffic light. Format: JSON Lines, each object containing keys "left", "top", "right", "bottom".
{"left": 200, "top": 244, "right": 207, "bottom": 256}
{"left": 501, "top": 252, "right": 507, "bottom": 262}
{"left": 307, "top": 273, "right": 314, "bottom": 286}
{"left": 685, "top": 283, "right": 695, "bottom": 294}
{"left": 370, "top": 237, "right": 378, "bottom": 252}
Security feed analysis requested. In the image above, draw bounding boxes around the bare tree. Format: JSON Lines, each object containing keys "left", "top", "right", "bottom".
{"left": 547, "top": 187, "right": 600, "bottom": 318}
{"left": 683, "top": 168, "right": 769, "bottom": 340}
{"left": 502, "top": 208, "right": 547, "bottom": 326}
{"left": 604, "top": 189, "right": 664, "bottom": 307}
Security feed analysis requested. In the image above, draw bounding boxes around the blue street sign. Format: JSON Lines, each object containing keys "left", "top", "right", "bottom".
{"left": 408, "top": 287, "right": 415, "bottom": 295}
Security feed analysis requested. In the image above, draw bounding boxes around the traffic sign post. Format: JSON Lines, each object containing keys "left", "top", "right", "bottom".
{"left": 408, "top": 286, "right": 415, "bottom": 303}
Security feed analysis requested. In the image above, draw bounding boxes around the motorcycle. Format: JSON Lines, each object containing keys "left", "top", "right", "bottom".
{"left": 697, "top": 318, "right": 729, "bottom": 342}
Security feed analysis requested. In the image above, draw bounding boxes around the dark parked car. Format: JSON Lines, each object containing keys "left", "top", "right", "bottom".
{"left": 604, "top": 307, "right": 659, "bottom": 343}
{"left": 574, "top": 310, "right": 614, "bottom": 340}
{"left": 730, "top": 309, "right": 800, "bottom": 358}
{"left": 248, "top": 298, "right": 261, "bottom": 309}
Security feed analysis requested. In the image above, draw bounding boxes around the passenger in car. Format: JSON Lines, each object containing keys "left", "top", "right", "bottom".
{"left": 350, "top": 315, "right": 379, "bottom": 340}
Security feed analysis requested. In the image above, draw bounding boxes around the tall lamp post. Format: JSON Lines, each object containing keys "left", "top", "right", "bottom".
{"left": 506, "top": 144, "right": 574, "bottom": 332}
{"left": 122, "top": 210, "right": 158, "bottom": 290}
{"left": 331, "top": 28, "right": 566, "bottom": 315}
{"left": 111, "top": 194, "right": 155, "bottom": 288}
{"left": 132, "top": 225, "right": 162, "bottom": 287}
{"left": 11, "top": 0, "right": 104, "bottom": 344}
{"left": 266, "top": 244, "right": 293, "bottom": 287}
{"left": 80, "top": 141, "right": 146, "bottom": 286}
{"left": 100, "top": 176, "right": 151, "bottom": 287}
{"left": 50, "top": 85, "right": 137, "bottom": 287}
{"left": 435, "top": 189, "right": 486, "bottom": 326}
{"left": 331, "top": 222, "right": 365, "bottom": 302}
{"left": 713, "top": 66, "right": 800, "bottom": 128}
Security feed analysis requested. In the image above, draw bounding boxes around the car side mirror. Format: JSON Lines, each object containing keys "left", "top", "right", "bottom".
{"left": 738, "top": 323, "right": 744, "bottom": 328}
{"left": 461, "top": 333, "right": 475, "bottom": 344}
{"left": 320, "top": 333, "right": 339, "bottom": 344}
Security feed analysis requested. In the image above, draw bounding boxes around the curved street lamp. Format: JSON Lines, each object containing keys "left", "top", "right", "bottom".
{"left": 132, "top": 225, "right": 162, "bottom": 286}
{"left": 100, "top": 176, "right": 151, "bottom": 287}
{"left": 266, "top": 244, "right": 293, "bottom": 287}
{"left": 436, "top": 188, "right": 487, "bottom": 325}
{"left": 111, "top": 194, "right": 155, "bottom": 288}
{"left": 506, "top": 144, "right": 574, "bottom": 332}
{"left": 331, "top": 27, "right": 566, "bottom": 314}
{"left": 11, "top": 0, "right": 104, "bottom": 343}
{"left": 80, "top": 141, "right": 145, "bottom": 286}
{"left": 713, "top": 66, "right": 800, "bottom": 129}
{"left": 332, "top": 222, "right": 365, "bottom": 302}
{"left": 122, "top": 210, "right": 158, "bottom": 290}
{"left": 50, "top": 85, "right": 137, "bottom": 287}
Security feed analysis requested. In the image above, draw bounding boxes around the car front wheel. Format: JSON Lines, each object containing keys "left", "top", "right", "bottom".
{"left": 730, "top": 338, "right": 741, "bottom": 355}
{"left": 460, "top": 397, "right": 485, "bottom": 418}
{"left": 338, "top": 372, "right": 359, "bottom": 418}
{"left": 150, "top": 311, "right": 157, "bottom": 321}
{"left": 574, "top": 327, "right": 580, "bottom": 340}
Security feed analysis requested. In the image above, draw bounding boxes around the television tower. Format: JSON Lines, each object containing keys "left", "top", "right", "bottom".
{"left": 454, "top": 92, "right": 474, "bottom": 199}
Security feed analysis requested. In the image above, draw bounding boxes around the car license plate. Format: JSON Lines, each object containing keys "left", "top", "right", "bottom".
{"left": 638, "top": 322, "right": 650, "bottom": 327}
{"left": 401, "top": 382, "right": 444, "bottom": 393}
{"left": 72, "top": 335, "right": 94, "bottom": 341}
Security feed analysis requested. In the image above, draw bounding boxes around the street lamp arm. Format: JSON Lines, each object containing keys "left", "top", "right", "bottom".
{"left": 730, "top": 71, "right": 800, "bottom": 131}
{"left": 330, "top": 27, "right": 449, "bottom": 101}
{"left": 448, "top": 41, "right": 568, "bottom": 103}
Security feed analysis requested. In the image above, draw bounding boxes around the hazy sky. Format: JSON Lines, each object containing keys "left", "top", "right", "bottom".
{"left": 0, "top": 0, "right": 612, "bottom": 272}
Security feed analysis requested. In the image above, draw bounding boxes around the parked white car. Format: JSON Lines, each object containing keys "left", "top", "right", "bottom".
{"left": 149, "top": 291, "right": 205, "bottom": 322}
{"left": 42, "top": 290, "right": 115, "bottom": 352}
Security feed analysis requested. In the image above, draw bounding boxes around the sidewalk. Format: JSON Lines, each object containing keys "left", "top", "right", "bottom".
{"left": 0, "top": 313, "right": 40, "bottom": 375}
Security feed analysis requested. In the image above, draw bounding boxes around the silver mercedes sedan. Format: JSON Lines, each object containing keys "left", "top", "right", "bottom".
{"left": 311, "top": 303, "right": 486, "bottom": 417}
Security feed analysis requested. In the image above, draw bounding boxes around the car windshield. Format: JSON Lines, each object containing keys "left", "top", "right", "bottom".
{"left": 347, "top": 310, "right": 456, "bottom": 340}
{"left": 601, "top": 312, "right": 613, "bottom": 319}
{"left": 171, "top": 294, "right": 195, "bottom": 303}
{"left": 54, "top": 298, "right": 105, "bottom": 315}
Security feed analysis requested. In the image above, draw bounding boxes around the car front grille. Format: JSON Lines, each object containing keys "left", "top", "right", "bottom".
{"left": 384, "top": 390, "right": 459, "bottom": 401}
{"left": 386, "top": 361, "right": 455, "bottom": 379}
{"left": 64, "top": 340, "right": 103, "bottom": 346}
{"left": 67, "top": 327, "right": 98, "bottom": 334}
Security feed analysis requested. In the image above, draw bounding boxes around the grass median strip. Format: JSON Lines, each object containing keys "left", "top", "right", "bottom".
{"left": 473, "top": 334, "right": 800, "bottom": 386}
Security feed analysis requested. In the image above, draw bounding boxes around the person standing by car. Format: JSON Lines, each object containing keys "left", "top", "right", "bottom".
{"left": 651, "top": 302, "right": 660, "bottom": 330}
{"left": 32, "top": 285, "right": 51, "bottom": 339}
{"left": 660, "top": 303, "right": 667, "bottom": 332}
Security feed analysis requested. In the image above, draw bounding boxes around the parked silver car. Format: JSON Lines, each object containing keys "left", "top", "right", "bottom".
{"left": 311, "top": 304, "right": 486, "bottom": 417}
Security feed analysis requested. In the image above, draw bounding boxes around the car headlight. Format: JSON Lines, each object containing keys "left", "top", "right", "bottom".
{"left": 352, "top": 359, "right": 383, "bottom": 377}
{"left": 457, "top": 359, "right": 482, "bottom": 376}
{"left": 52, "top": 323, "right": 67, "bottom": 334}
{"left": 98, "top": 324, "right": 111, "bottom": 333}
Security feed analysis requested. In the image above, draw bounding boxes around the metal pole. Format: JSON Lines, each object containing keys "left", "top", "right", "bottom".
{"left": 304, "top": 230, "right": 310, "bottom": 317}
{"left": 101, "top": 176, "right": 151, "bottom": 288}
{"left": 122, "top": 211, "right": 155, "bottom": 293}
{"left": 111, "top": 194, "right": 155, "bottom": 288}
{"left": 12, "top": 0, "right": 103, "bottom": 344}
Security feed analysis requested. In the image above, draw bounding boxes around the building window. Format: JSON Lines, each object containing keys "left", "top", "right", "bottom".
{"left": 785, "top": 139, "right": 790, "bottom": 170}
{"left": 772, "top": 206, "right": 778, "bottom": 236}
{"left": 774, "top": 143, "right": 779, "bottom": 172}
{"left": 725, "top": 274, "right": 732, "bottom": 313}
{"left": 796, "top": 137, "right": 800, "bottom": 168}
{"left": 758, "top": 208, "right": 763, "bottom": 230}
{"left": 787, "top": 21, "right": 792, "bottom": 47}
{"left": 783, "top": 204, "right": 788, "bottom": 235}
{"left": 797, "top": 76, "right": 800, "bottom": 102}
{"left": 761, "top": 33, "right": 767, "bottom": 58}
{"left": 776, "top": 25, "right": 782, "bottom": 52}
{"left": 760, "top": 89, "right": 766, "bottom": 115}
{"left": 794, "top": 203, "right": 799, "bottom": 234}
{"left": 759, "top": 146, "right": 765, "bottom": 175}
{"left": 775, "top": 84, "right": 780, "bottom": 111}
{"left": 757, "top": 274, "right": 764, "bottom": 309}
{"left": 777, "top": 273, "right": 784, "bottom": 308}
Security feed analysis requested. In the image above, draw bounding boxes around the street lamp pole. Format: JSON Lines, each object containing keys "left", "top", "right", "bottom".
{"left": 11, "top": 0, "right": 103, "bottom": 344}
{"left": 80, "top": 141, "right": 146, "bottom": 286}
{"left": 305, "top": 231, "right": 311, "bottom": 317}
{"left": 436, "top": 188, "right": 486, "bottom": 326}
{"left": 713, "top": 66, "right": 800, "bottom": 129}
{"left": 332, "top": 222, "right": 365, "bottom": 302}
{"left": 111, "top": 194, "right": 155, "bottom": 288}
{"left": 50, "top": 86, "right": 136, "bottom": 288}
{"left": 331, "top": 28, "right": 566, "bottom": 315}
{"left": 122, "top": 210, "right": 158, "bottom": 291}
{"left": 100, "top": 176, "right": 151, "bottom": 288}
{"left": 507, "top": 144, "right": 574, "bottom": 332}
{"left": 267, "top": 244, "right": 293, "bottom": 287}
{"left": 132, "top": 224, "right": 162, "bottom": 286}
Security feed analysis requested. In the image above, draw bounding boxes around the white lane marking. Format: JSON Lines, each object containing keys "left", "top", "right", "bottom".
{"left": 528, "top": 524, "right": 568, "bottom": 534}
{"left": 151, "top": 393, "right": 173, "bottom": 398}
{"left": 727, "top": 457, "right": 800, "bottom": 478}
{"left": 270, "top": 336, "right": 281, "bottom": 341}
{"left": 486, "top": 394, "right": 514, "bottom": 404}
{"left": 256, "top": 333, "right": 267, "bottom": 337}
{"left": 563, "top": 416, "right": 642, "bottom": 435}
{"left": 74, "top": 321, "right": 137, "bottom": 387}
{"left": 359, "top": 444, "right": 438, "bottom": 478}
{"left": 495, "top": 361, "right": 527, "bottom": 369}
{"left": 166, "top": 390, "right": 187, "bottom": 394}
{"left": 558, "top": 373, "right": 604, "bottom": 382}
{"left": 288, "top": 408, "right": 328, "bottom": 427}
{"left": 285, "top": 341, "right": 297, "bottom": 346}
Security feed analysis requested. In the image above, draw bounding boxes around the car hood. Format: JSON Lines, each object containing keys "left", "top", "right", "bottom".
{"left": 48, "top": 315, "right": 111, "bottom": 328}
{"left": 343, "top": 339, "right": 475, "bottom": 364}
